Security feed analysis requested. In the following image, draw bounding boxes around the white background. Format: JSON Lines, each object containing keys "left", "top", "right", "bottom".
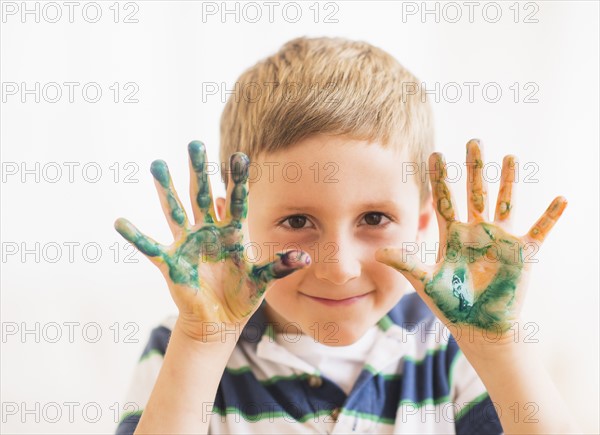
{"left": 1, "top": 1, "right": 598, "bottom": 433}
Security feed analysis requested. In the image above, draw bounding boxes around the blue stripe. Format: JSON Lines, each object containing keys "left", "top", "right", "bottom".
{"left": 455, "top": 395, "right": 503, "bottom": 434}
{"left": 344, "top": 346, "right": 455, "bottom": 419}
{"left": 139, "top": 325, "right": 171, "bottom": 360}
{"left": 399, "top": 345, "right": 452, "bottom": 403}
{"left": 217, "top": 344, "right": 455, "bottom": 421}
{"left": 240, "top": 300, "right": 269, "bottom": 343}
{"left": 386, "top": 293, "right": 434, "bottom": 328}
{"left": 345, "top": 371, "right": 402, "bottom": 420}
{"left": 115, "top": 414, "right": 141, "bottom": 435}
{"left": 445, "top": 334, "right": 461, "bottom": 379}
{"left": 216, "top": 369, "right": 345, "bottom": 420}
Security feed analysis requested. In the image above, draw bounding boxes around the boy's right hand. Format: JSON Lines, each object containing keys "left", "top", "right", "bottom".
{"left": 114, "top": 141, "right": 311, "bottom": 342}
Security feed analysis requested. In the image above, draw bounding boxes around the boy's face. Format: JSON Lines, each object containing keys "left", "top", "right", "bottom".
{"left": 218, "top": 135, "right": 431, "bottom": 345}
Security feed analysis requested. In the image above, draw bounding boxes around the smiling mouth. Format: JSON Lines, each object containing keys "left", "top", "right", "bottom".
{"left": 301, "top": 291, "right": 373, "bottom": 306}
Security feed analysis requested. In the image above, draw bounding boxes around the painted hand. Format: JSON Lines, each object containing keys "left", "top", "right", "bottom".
{"left": 115, "top": 141, "right": 311, "bottom": 339}
{"left": 376, "top": 139, "right": 566, "bottom": 334}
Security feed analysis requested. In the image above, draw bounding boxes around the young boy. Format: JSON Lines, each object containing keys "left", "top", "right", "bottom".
{"left": 114, "top": 37, "right": 576, "bottom": 434}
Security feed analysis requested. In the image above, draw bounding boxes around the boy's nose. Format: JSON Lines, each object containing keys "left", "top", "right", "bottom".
{"left": 312, "top": 237, "right": 361, "bottom": 285}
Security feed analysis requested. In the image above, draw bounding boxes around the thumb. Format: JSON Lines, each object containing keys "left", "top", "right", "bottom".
{"left": 375, "top": 247, "right": 431, "bottom": 291}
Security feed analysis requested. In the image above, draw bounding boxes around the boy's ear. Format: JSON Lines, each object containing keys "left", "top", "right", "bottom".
{"left": 216, "top": 197, "right": 226, "bottom": 221}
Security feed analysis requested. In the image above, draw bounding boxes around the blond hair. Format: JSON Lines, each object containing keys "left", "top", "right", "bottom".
{"left": 220, "top": 36, "right": 434, "bottom": 204}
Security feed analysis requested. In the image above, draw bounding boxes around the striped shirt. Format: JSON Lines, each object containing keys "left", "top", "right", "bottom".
{"left": 116, "top": 293, "right": 503, "bottom": 434}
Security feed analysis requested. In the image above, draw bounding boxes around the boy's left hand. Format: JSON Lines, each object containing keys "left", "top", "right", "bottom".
{"left": 375, "top": 139, "right": 567, "bottom": 347}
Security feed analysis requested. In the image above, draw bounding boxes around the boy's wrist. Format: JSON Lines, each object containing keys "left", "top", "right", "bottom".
{"left": 172, "top": 318, "right": 243, "bottom": 348}
{"left": 453, "top": 321, "right": 540, "bottom": 368}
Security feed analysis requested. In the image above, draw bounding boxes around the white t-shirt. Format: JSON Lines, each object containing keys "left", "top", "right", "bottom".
{"left": 274, "top": 326, "right": 379, "bottom": 395}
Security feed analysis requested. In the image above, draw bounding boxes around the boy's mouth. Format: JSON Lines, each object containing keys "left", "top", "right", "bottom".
{"left": 300, "top": 291, "right": 373, "bottom": 307}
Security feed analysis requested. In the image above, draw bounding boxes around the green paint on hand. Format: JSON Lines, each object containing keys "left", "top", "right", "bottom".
{"left": 229, "top": 153, "right": 250, "bottom": 222}
{"left": 115, "top": 218, "right": 163, "bottom": 257}
{"left": 115, "top": 150, "right": 311, "bottom": 321}
{"left": 188, "top": 141, "right": 214, "bottom": 224}
{"left": 150, "top": 160, "right": 170, "bottom": 188}
{"left": 151, "top": 160, "right": 186, "bottom": 226}
{"left": 424, "top": 224, "right": 523, "bottom": 332}
{"left": 499, "top": 201, "right": 511, "bottom": 216}
{"left": 482, "top": 224, "right": 495, "bottom": 241}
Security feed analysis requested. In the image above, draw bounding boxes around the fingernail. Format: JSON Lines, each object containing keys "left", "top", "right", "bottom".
{"left": 188, "top": 141, "right": 206, "bottom": 171}
{"left": 282, "top": 250, "right": 309, "bottom": 266}
{"left": 188, "top": 140, "right": 205, "bottom": 154}
{"left": 150, "top": 160, "right": 170, "bottom": 188}
{"left": 230, "top": 153, "right": 250, "bottom": 183}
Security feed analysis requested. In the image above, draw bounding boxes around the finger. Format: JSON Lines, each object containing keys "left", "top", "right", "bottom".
{"left": 429, "top": 152, "right": 459, "bottom": 225}
{"left": 114, "top": 217, "right": 165, "bottom": 264}
{"left": 466, "top": 139, "right": 489, "bottom": 222}
{"left": 524, "top": 196, "right": 568, "bottom": 245}
{"left": 249, "top": 250, "right": 312, "bottom": 294}
{"left": 150, "top": 160, "right": 189, "bottom": 237}
{"left": 375, "top": 247, "right": 432, "bottom": 291}
{"left": 225, "top": 152, "right": 250, "bottom": 224}
{"left": 494, "top": 155, "right": 517, "bottom": 226}
{"left": 188, "top": 140, "right": 218, "bottom": 225}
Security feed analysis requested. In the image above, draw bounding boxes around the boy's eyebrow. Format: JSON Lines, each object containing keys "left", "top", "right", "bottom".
{"left": 278, "top": 201, "right": 401, "bottom": 213}
{"left": 356, "top": 200, "right": 401, "bottom": 210}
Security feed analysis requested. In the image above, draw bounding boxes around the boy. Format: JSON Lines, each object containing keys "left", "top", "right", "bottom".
{"left": 114, "top": 37, "right": 576, "bottom": 434}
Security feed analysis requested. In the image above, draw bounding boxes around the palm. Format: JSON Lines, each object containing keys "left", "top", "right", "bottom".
{"left": 115, "top": 141, "right": 310, "bottom": 329}
{"left": 425, "top": 220, "right": 526, "bottom": 331}
{"left": 377, "top": 139, "right": 566, "bottom": 333}
{"left": 155, "top": 222, "right": 258, "bottom": 323}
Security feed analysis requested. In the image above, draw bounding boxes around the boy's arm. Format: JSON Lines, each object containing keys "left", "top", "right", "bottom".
{"left": 376, "top": 139, "right": 579, "bottom": 433}
{"left": 133, "top": 321, "right": 238, "bottom": 435}
{"left": 461, "top": 334, "right": 577, "bottom": 434}
{"left": 114, "top": 142, "right": 310, "bottom": 435}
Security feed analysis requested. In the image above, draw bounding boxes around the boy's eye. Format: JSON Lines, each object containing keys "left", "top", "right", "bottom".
{"left": 288, "top": 215, "right": 307, "bottom": 229}
{"left": 361, "top": 212, "right": 391, "bottom": 227}
{"left": 278, "top": 212, "right": 392, "bottom": 231}
{"left": 279, "top": 215, "right": 313, "bottom": 231}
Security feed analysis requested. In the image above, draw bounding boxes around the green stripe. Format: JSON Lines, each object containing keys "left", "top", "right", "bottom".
{"left": 403, "top": 344, "right": 448, "bottom": 364}
{"left": 364, "top": 344, "right": 449, "bottom": 377}
{"left": 212, "top": 405, "right": 334, "bottom": 423}
{"left": 139, "top": 348, "right": 164, "bottom": 363}
{"left": 225, "top": 366, "right": 320, "bottom": 385}
{"left": 364, "top": 363, "right": 378, "bottom": 375}
{"left": 264, "top": 324, "right": 275, "bottom": 340}
{"left": 259, "top": 372, "right": 311, "bottom": 386}
{"left": 454, "top": 391, "right": 489, "bottom": 421}
{"left": 225, "top": 365, "right": 253, "bottom": 375}
{"left": 340, "top": 408, "right": 395, "bottom": 425}
{"left": 377, "top": 315, "right": 394, "bottom": 331}
{"left": 399, "top": 395, "right": 451, "bottom": 409}
{"left": 364, "top": 364, "right": 401, "bottom": 380}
